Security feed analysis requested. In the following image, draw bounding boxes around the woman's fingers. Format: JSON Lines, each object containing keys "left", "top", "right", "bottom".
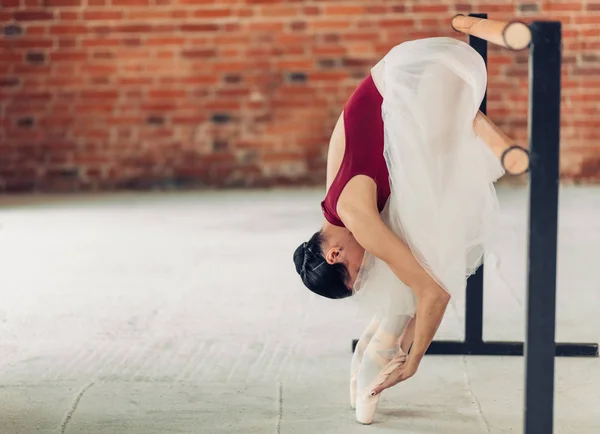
{"left": 370, "top": 362, "right": 418, "bottom": 396}
{"left": 370, "top": 367, "right": 405, "bottom": 395}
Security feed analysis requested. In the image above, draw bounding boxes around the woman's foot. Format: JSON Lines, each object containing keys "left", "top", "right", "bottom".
{"left": 355, "top": 350, "right": 407, "bottom": 425}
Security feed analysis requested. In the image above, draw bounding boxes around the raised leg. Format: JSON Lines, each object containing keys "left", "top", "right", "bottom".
{"left": 355, "top": 315, "right": 412, "bottom": 424}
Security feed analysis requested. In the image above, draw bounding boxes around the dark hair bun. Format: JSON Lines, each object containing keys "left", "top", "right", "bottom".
{"left": 293, "top": 243, "right": 306, "bottom": 276}
{"left": 292, "top": 231, "right": 352, "bottom": 300}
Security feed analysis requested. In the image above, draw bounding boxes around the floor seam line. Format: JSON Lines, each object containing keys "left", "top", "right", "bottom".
{"left": 59, "top": 382, "right": 95, "bottom": 434}
{"left": 462, "top": 357, "right": 491, "bottom": 433}
{"left": 275, "top": 381, "right": 283, "bottom": 434}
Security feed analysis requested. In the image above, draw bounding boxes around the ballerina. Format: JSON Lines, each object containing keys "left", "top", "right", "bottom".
{"left": 293, "top": 37, "right": 505, "bottom": 424}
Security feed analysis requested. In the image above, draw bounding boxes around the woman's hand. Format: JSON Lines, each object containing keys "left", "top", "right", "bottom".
{"left": 370, "top": 357, "right": 420, "bottom": 396}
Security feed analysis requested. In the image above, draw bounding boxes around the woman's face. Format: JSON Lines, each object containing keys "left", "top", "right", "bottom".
{"left": 324, "top": 234, "right": 365, "bottom": 290}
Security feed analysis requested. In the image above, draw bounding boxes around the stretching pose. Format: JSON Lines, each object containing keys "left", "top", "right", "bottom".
{"left": 293, "top": 37, "right": 505, "bottom": 424}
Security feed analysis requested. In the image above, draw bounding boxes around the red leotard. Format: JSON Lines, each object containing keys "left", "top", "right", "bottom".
{"left": 321, "top": 75, "right": 391, "bottom": 227}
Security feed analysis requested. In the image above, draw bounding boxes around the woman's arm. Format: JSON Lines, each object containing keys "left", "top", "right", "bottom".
{"left": 338, "top": 179, "right": 450, "bottom": 386}
{"left": 348, "top": 209, "right": 449, "bottom": 364}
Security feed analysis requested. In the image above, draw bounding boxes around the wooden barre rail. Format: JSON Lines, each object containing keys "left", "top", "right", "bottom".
{"left": 452, "top": 14, "right": 532, "bottom": 51}
{"left": 473, "top": 111, "right": 530, "bottom": 175}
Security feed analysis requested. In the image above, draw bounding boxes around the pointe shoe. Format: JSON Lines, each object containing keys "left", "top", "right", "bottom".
{"left": 355, "top": 351, "right": 407, "bottom": 425}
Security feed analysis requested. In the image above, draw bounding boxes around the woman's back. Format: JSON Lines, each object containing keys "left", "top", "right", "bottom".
{"left": 325, "top": 62, "right": 386, "bottom": 191}
{"left": 321, "top": 70, "right": 390, "bottom": 227}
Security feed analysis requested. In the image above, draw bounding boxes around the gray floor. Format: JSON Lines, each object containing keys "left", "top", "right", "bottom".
{"left": 0, "top": 185, "right": 598, "bottom": 434}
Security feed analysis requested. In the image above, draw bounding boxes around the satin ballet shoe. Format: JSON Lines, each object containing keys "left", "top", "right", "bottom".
{"left": 355, "top": 351, "right": 408, "bottom": 425}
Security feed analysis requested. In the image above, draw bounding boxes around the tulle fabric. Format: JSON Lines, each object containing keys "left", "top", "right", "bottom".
{"left": 352, "top": 37, "right": 504, "bottom": 317}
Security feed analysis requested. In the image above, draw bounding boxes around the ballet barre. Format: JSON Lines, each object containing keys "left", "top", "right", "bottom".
{"left": 353, "top": 12, "right": 598, "bottom": 434}
{"left": 473, "top": 112, "right": 529, "bottom": 176}
{"left": 452, "top": 14, "right": 532, "bottom": 51}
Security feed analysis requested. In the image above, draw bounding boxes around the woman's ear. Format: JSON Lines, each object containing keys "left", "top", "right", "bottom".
{"left": 325, "top": 247, "right": 342, "bottom": 265}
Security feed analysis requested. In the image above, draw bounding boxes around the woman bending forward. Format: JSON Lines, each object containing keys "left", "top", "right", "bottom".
{"left": 293, "top": 37, "right": 504, "bottom": 425}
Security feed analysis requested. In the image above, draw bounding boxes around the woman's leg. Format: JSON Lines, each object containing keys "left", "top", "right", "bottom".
{"left": 355, "top": 314, "right": 412, "bottom": 424}
{"left": 350, "top": 315, "right": 380, "bottom": 409}
{"left": 398, "top": 315, "right": 416, "bottom": 354}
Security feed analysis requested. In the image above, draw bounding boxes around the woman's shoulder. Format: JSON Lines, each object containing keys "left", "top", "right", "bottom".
{"left": 336, "top": 175, "right": 379, "bottom": 224}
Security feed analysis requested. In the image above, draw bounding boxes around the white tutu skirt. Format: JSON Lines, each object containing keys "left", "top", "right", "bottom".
{"left": 352, "top": 37, "right": 505, "bottom": 317}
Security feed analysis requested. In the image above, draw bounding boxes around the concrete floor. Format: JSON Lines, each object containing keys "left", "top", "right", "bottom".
{"left": 0, "top": 185, "right": 598, "bottom": 434}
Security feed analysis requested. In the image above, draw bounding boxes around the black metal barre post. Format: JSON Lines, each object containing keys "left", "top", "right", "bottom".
{"left": 524, "top": 21, "right": 560, "bottom": 434}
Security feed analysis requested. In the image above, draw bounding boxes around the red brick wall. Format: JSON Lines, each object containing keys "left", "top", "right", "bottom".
{"left": 1, "top": 0, "right": 599, "bottom": 191}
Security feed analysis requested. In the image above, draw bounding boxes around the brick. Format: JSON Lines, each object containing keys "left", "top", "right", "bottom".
{"left": 26, "top": 26, "right": 47, "bottom": 36}
{"left": 180, "top": 23, "right": 219, "bottom": 32}
{"left": 310, "top": 71, "right": 348, "bottom": 81}
{"left": 113, "top": 24, "right": 154, "bottom": 33}
{"left": 176, "top": 0, "right": 214, "bottom": 3}
{"left": 290, "top": 21, "right": 307, "bottom": 31}
{"left": 14, "top": 10, "right": 54, "bottom": 21}
{"left": 149, "top": 89, "right": 186, "bottom": 98}
{"left": 277, "top": 60, "right": 313, "bottom": 70}
{"left": 379, "top": 18, "right": 415, "bottom": 28}
{"left": 181, "top": 49, "right": 217, "bottom": 58}
{"left": 3, "top": 24, "right": 23, "bottom": 36}
{"left": 478, "top": 3, "right": 515, "bottom": 12}
{"left": 51, "top": 25, "right": 87, "bottom": 35}
{"left": 14, "top": 38, "right": 53, "bottom": 48}
{"left": 112, "top": 0, "right": 149, "bottom": 5}
{"left": 323, "top": 5, "right": 363, "bottom": 15}
{"left": 0, "top": 52, "right": 21, "bottom": 62}
{"left": 574, "top": 15, "right": 600, "bottom": 24}
{"left": 259, "top": 5, "right": 299, "bottom": 17}
{"left": 573, "top": 67, "right": 600, "bottom": 76}
{"left": 50, "top": 51, "right": 87, "bottom": 61}
{"left": 81, "top": 64, "right": 117, "bottom": 74}
{"left": 26, "top": 51, "right": 46, "bottom": 63}
{"left": 82, "top": 38, "right": 121, "bottom": 48}
{"left": 130, "top": 10, "right": 187, "bottom": 19}
{"left": 193, "top": 9, "right": 232, "bottom": 18}
{"left": 545, "top": 3, "right": 583, "bottom": 11}
{"left": 518, "top": 3, "right": 539, "bottom": 12}
{"left": 84, "top": 11, "right": 123, "bottom": 20}
{"left": 247, "top": 21, "right": 285, "bottom": 31}
{"left": 44, "top": 0, "right": 81, "bottom": 5}
{"left": 59, "top": 11, "right": 79, "bottom": 20}
{"left": 313, "top": 45, "right": 346, "bottom": 56}
{"left": 0, "top": 77, "right": 19, "bottom": 87}
{"left": 91, "top": 50, "right": 113, "bottom": 59}
{"left": 147, "top": 37, "right": 186, "bottom": 46}
{"left": 310, "top": 20, "right": 348, "bottom": 31}
{"left": 344, "top": 32, "right": 380, "bottom": 42}
{"left": 161, "top": 75, "right": 217, "bottom": 85}
{"left": 581, "top": 28, "right": 600, "bottom": 37}
{"left": 304, "top": 6, "right": 319, "bottom": 15}
{"left": 582, "top": 53, "right": 600, "bottom": 63}
{"left": 413, "top": 5, "right": 449, "bottom": 13}
{"left": 236, "top": 7, "right": 253, "bottom": 17}
{"left": 365, "top": 5, "right": 387, "bottom": 14}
